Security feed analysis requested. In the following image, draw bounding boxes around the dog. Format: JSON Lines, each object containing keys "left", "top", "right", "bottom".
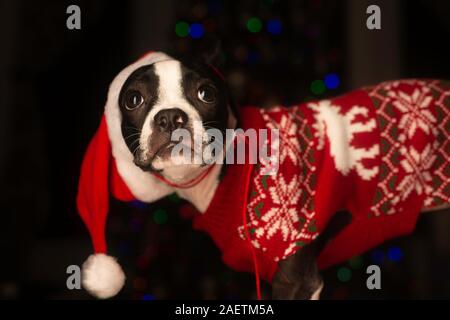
{"left": 76, "top": 49, "right": 450, "bottom": 299}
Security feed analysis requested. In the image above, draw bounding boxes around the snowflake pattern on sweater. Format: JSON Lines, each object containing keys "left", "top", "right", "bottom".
{"left": 366, "top": 80, "right": 450, "bottom": 215}
{"left": 238, "top": 79, "right": 450, "bottom": 264}
{"left": 237, "top": 105, "right": 320, "bottom": 261}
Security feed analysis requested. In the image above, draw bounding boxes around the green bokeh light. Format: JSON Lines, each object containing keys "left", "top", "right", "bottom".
{"left": 262, "top": 0, "right": 275, "bottom": 6}
{"left": 337, "top": 267, "right": 352, "bottom": 282}
{"left": 168, "top": 193, "right": 181, "bottom": 203}
{"left": 247, "top": 17, "right": 262, "bottom": 33}
{"left": 153, "top": 208, "right": 168, "bottom": 224}
{"left": 175, "top": 21, "right": 190, "bottom": 37}
{"left": 348, "top": 256, "right": 364, "bottom": 269}
{"left": 310, "top": 79, "right": 326, "bottom": 95}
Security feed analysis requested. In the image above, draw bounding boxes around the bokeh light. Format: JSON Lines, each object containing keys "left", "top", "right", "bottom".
{"left": 175, "top": 21, "right": 190, "bottom": 37}
{"left": 247, "top": 50, "right": 260, "bottom": 65}
{"left": 203, "top": 18, "right": 217, "bottom": 33}
{"left": 387, "top": 247, "right": 403, "bottom": 262}
{"left": 130, "top": 200, "right": 149, "bottom": 210}
{"left": 324, "top": 73, "right": 340, "bottom": 89}
{"left": 192, "top": 4, "right": 207, "bottom": 19}
{"left": 337, "top": 267, "right": 352, "bottom": 282}
{"left": 371, "top": 249, "right": 385, "bottom": 265}
{"left": 118, "top": 241, "right": 130, "bottom": 256}
{"left": 331, "top": 286, "right": 349, "bottom": 300}
{"left": 168, "top": 192, "right": 182, "bottom": 203}
{"left": 153, "top": 208, "right": 168, "bottom": 224}
{"left": 133, "top": 277, "right": 147, "bottom": 291}
{"left": 247, "top": 17, "right": 263, "bottom": 33}
{"left": 348, "top": 256, "right": 363, "bottom": 269}
{"left": 207, "top": 0, "right": 223, "bottom": 14}
{"left": 142, "top": 294, "right": 155, "bottom": 301}
{"left": 310, "top": 79, "right": 326, "bottom": 95}
{"left": 137, "top": 255, "right": 151, "bottom": 269}
{"left": 189, "top": 23, "right": 205, "bottom": 39}
{"left": 129, "top": 217, "right": 142, "bottom": 232}
{"left": 267, "top": 19, "right": 282, "bottom": 35}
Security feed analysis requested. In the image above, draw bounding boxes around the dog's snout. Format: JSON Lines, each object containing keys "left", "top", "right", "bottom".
{"left": 154, "top": 108, "right": 188, "bottom": 132}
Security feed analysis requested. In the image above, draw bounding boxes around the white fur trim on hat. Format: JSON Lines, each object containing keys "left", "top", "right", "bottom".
{"left": 104, "top": 51, "right": 174, "bottom": 202}
{"left": 82, "top": 254, "right": 126, "bottom": 299}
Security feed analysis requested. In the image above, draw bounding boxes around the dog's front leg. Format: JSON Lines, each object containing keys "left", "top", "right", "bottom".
{"left": 271, "top": 243, "right": 323, "bottom": 300}
{"left": 271, "top": 211, "right": 353, "bottom": 300}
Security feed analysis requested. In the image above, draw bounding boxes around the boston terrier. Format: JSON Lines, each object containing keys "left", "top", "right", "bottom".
{"left": 76, "top": 47, "right": 450, "bottom": 300}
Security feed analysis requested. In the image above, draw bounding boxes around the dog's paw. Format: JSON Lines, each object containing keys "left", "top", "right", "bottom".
{"left": 309, "top": 281, "right": 324, "bottom": 300}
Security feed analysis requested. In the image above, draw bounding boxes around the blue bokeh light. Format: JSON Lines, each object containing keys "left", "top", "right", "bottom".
{"left": 267, "top": 19, "right": 282, "bottom": 35}
{"left": 324, "top": 73, "right": 340, "bottom": 89}
{"left": 370, "top": 249, "right": 385, "bottom": 264}
{"left": 207, "top": 0, "right": 223, "bottom": 14}
{"left": 142, "top": 294, "right": 155, "bottom": 301}
{"left": 387, "top": 247, "right": 403, "bottom": 262}
{"left": 118, "top": 242, "right": 130, "bottom": 256}
{"left": 130, "top": 200, "right": 149, "bottom": 210}
{"left": 189, "top": 23, "right": 204, "bottom": 39}
{"left": 247, "top": 50, "right": 260, "bottom": 65}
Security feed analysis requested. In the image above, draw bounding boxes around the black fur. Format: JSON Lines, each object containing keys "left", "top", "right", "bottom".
{"left": 119, "top": 64, "right": 159, "bottom": 153}
{"left": 272, "top": 211, "right": 352, "bottom": 299}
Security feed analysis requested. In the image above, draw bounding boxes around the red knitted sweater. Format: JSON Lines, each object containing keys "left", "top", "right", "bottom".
{"left": 191, "top": 79, "right": 450, "bottom": 282}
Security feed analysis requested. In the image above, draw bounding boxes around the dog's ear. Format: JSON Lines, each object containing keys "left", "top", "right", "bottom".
{"left": 169, "top": 36, "right": 224, "bottom": 69}
{"left": 201, "top": 36, "right": 224, "bottom": 67}
{"left": 194, "top": 36, "right": 224, "bottom": 68}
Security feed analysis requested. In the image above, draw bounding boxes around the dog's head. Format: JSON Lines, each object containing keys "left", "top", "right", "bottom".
{"left": 116, "top": 50, "right": 236, "bottom": 179}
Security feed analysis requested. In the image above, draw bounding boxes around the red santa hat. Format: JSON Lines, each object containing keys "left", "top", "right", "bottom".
{"left": 76, "top": 51, "right": 174, "bottom": 299}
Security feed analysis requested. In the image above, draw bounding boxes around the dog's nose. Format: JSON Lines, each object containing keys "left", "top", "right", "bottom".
{"left": 154, "top": 108, "right": 188, "bottom": 133}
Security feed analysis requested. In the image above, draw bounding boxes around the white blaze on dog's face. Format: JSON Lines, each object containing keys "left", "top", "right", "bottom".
{"left": 118, "top": 59, "right": 233, "bottom": 180}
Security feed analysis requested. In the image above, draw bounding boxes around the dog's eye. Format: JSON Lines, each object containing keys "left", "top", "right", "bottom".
{"left": 125, "top": 90, "right": 144, "bottom": 110}
{"left": 197, "top": 85, "right": 216, "bottom": 104}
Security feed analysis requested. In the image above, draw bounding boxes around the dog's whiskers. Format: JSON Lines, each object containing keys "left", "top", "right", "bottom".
{"left": 132, "top": 143, "right": 141, "bottom": 157}
{"left": 124, "top": 132, "right": 142, "bottom": 141}
{"left": 203, "top": 125, "right": 222, "bottom": 131}
{"left": 129, "top": 138, "right": 140, "bottom": 148}
{"left": 123, "top": 126, "right": 142, "bottom": 133}
{"left": 202, "top": 121, "right": 220, "bottom": 127}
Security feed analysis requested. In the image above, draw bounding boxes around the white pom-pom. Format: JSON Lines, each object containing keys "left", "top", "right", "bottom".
{"left": 82, "top": 254, "right": 126, "bottom": 299}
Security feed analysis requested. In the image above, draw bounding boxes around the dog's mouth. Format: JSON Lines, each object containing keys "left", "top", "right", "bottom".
{"left": 135, "top": 141, "right": 207, "bottom": 172}
{"left": 152, "top": 142, "right": 182, "bottom": 161}
{"left": 132, "top": 127, "right": 223, "bottom": 172}
{"left": 133, "top": 141, "right": 173, "bottom": 172}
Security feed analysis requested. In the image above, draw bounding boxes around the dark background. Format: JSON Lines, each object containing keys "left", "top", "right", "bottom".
{"left": 0, "top": 0, "right": 449, "bottom": 299}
